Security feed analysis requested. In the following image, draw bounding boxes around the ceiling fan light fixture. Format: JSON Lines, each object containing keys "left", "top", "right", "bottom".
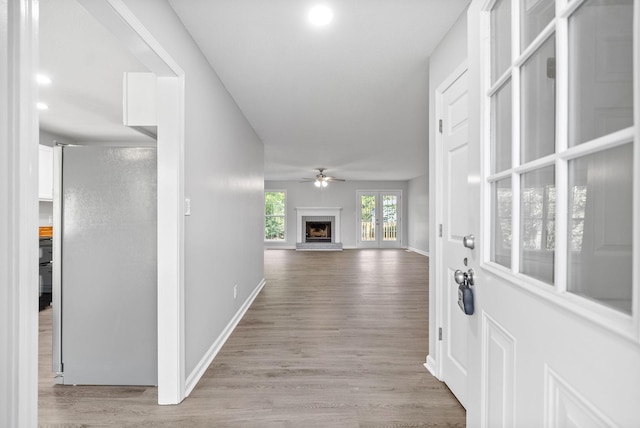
{"left": 303, "top": 168, "right": 343, "bottom": 187}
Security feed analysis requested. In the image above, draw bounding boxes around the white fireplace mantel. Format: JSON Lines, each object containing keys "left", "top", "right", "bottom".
{"left": 295, "top": 207, "right": 342, "bottom": 244}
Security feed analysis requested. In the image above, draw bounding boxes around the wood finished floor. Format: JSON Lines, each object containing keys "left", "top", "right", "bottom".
{"left": 39, "top": 249, "right": 465, "bottom": 427}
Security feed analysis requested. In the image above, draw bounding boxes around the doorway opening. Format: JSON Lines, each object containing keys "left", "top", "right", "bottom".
{"left": 357, "top": 190, "right": 402, "bottom": 248}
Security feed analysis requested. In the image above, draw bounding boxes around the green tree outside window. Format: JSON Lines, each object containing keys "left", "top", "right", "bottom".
{"left": 265, "top": 191, "right": 286, "bottom": 240}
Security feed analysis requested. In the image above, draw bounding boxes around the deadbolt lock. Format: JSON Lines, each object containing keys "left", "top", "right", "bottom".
{"left": 463, "top": 234, "right": 475, "bottom": 250}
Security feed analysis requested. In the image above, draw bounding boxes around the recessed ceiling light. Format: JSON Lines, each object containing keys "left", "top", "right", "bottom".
{"left": 37, "top": 102, "right": 49, "bottom": 110}
{"left": 308, "top": 5, "right": 333, "bottom": 26}
{"left": 36, "top": 74, "right": 52, "bottom": 86}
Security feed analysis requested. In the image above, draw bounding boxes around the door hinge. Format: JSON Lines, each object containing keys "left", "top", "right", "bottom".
{"left": 546, "top": 57, "right": 556, "bottom": 79}
{"left": 438, "top": 327, "right": 443, "bottom": 341}
{"left": 439, "top": 224, "right": 443, "bottom": 237}
{"left": 439, "top": 119, "right": 443, "bottom": 133}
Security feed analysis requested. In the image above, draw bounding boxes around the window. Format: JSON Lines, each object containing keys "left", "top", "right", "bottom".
{"left": 265, "top": 191, "right": 286, "bottom": 241}
{"left": 485, "top": 0, "right": 635, "bottom": 315}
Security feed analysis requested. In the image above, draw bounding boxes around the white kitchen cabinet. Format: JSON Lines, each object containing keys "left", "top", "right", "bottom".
{"left": 39, "top": 144, "right": 53, "bottom": 200}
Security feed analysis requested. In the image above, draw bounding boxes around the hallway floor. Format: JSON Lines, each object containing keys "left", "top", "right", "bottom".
{"left": 39, "top": 249, "right": 465, "bottom": 427}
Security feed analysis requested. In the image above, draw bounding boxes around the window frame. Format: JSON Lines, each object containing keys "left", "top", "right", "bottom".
{"left": 264, "top": 190, "right": 287, "bottom": 242}
{"left": 479, "top": 0, "right": 639, "bottom": 339}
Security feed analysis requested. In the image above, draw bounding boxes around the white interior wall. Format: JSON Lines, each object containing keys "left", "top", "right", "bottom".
{"left": 119, "top": 0, "right": 265, "bottom": 380}
{"left": 39, "top": 202, "right": 53, "bottom": 227}
{"left": 427, "top": 7, "right": 469, "bottom": 365}
{"left": 38, "top": 130, "right": 73, "bottom": 226}
{"left": 407, "top": 174, "right": 429, "bottom": 255}
{"left": 265, "top": 180, "right": 409, "bottom": 249}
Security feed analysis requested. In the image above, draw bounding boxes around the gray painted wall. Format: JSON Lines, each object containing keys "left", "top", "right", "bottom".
{"left": 265, "top": 180, "right": 409, "bottom": 249}
{"left": 122, "top": 0, "right": 265, "bottom": 377}
{"left": 407, "top": 174, "right": 429, "bottom": 254}
{"left": 427, "top": 7, "right": 468, "bottom": 360}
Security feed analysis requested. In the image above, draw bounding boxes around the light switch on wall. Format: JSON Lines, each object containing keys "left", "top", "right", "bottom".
{"left": 185, "top": 197, "right": 191, "bottom": 216}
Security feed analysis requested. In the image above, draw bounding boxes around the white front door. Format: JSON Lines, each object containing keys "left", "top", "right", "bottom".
{"left": 461, "top": 1, "right": 640, "bottom": 427}
{"left": 437, "top": 64, "right": 470, "bottom": 407}
{"left": 357, "top": 191, "right": 402, "bottom": 248}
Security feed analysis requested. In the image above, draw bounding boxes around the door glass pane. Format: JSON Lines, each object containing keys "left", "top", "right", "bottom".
{"left": 521, "top": 35, "right": 556, "bottom": 163}
{"left": 492, "top": 79, "right": 513, "bottom": 173}
{"left": 520, "top": 166, "right": 555, "bottom": 284}
{"left": 568, "top": 143, "right": 633, "bottom": 314}
{"left": 521, "top": 0, "right": 554, "bottom": 50}
{"left": 360, "top": 195, "right": 376, "bottom": 241}
{"left": 382, "top": 195, "right": 398, "bottom": 241}
{"left": 491, "top": 177, "right": 512, "bottom": 268}
{"left": 491, "top": 0, "right": 512, "bottom": 83}
{"left": 568, "top": 0, "right": 634, "bottom": 147}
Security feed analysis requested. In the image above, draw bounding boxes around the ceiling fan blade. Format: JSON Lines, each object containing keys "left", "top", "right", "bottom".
{"left": 301, "top": 170, "right": 346, "bottom": 183}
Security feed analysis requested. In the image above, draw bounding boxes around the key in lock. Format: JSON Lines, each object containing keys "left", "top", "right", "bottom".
{"left": 454, "top": 268, "right": 475, "bottom": 315}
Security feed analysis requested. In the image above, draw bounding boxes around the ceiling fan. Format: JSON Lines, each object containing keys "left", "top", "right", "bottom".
{"left": 301, "top": 168, "right": 346, "bottom": 188}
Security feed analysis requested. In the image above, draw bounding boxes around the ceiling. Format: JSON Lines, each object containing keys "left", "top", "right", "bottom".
{"left": 40, "top": 0, "right": 469, "bottom": 180}
{"left": 39, "top": 0, "right": 153, "bottom": 144}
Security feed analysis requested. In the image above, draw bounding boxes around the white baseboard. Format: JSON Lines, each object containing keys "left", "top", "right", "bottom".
{"left": 264, "top": 245, "right": 295, "bottom": 250}
{"left": 424, "top": 354, "right": 439, "bottom": 379}
{"left": 184, "top": 278, "right": 266, "bottom": 397}
{"left": 407, "top": 247, "right": 430, "bottom": 257}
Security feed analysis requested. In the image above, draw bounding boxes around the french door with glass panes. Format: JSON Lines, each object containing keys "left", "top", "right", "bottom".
{"left": 357, "top": 191, "right": 401, "bottom": 248}
{"left": 461, "top": 1, "right": 640, "bottom": 426}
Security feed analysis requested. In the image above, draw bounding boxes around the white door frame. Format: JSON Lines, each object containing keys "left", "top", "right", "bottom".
{"left": 0, "top": 1, "right": 39, "bottom": 426}
{"left": 426, "top": 60, "right": 469, "bottom": 380}
{"left": 77, "top": 0, "right": 186, "bottom": 405}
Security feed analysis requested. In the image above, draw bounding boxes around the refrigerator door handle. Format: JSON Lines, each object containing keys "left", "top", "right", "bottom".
{"left": 52, "top": 145, "right": 63, "bottom": 376}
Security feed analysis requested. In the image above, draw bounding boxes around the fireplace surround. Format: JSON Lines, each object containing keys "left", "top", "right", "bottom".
{"left": 295, "top": 207, "right": 343, "bottom": 250}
